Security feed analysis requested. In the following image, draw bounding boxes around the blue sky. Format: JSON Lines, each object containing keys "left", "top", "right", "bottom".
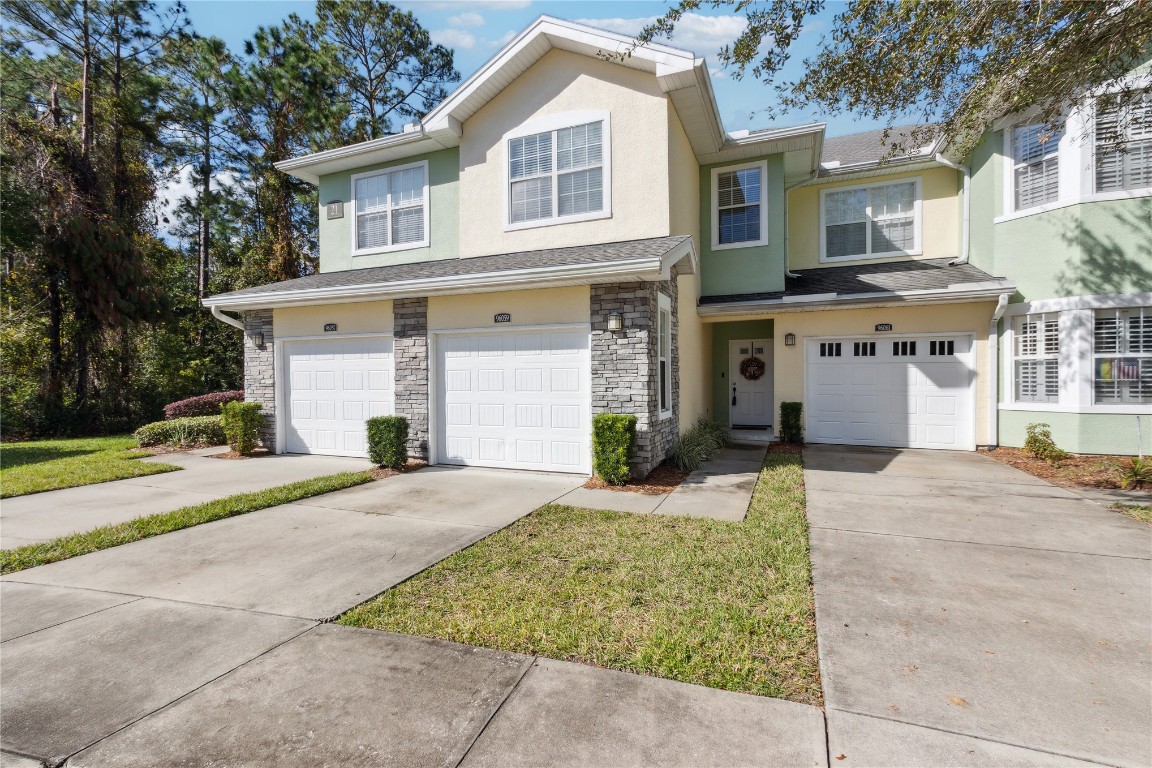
{"left": 179, "top": 0, "right": 888, "bottom": 138}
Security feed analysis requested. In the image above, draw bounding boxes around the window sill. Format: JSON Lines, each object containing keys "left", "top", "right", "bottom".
{"left": 999, "top": 402, "right": 1152, "bottom": 415}
{"left": 819, "top": 249, "right": 922, "bottom": 264}
{"left": 711, "top": 239, "right": 768, "bottom": 252}
{"left": 504, "top": 209, "right": 611, "bottom": 232}
{"left": 658, "top": 409, "right": 673, "bottom": 421}
{"left": 352, "top": 241, "right": 429, "bottom": 258}
{"left": 995, "top": 188, "right": 1152, "bottom": 224}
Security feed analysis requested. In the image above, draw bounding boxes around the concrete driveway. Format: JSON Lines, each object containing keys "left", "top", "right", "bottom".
{"left": 0, "top": 451, "right": 372, "bottom": 549}
{"left": 804, "top": 445, "right": 1151, "bottom": 768}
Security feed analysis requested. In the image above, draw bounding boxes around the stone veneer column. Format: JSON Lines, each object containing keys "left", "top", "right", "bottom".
{"left": 243, "top": 309, "right": 276, "bottom": 449}
{"left": 590, "top": 269, "right": 679, "bottom": 478}
{"left": 394, "top": 297, "right": 429, "bottom": 459}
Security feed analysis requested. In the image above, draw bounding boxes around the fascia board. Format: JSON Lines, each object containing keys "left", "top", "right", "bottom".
{"left": 697, "top": 281, "right": 1016, "bottom": 316}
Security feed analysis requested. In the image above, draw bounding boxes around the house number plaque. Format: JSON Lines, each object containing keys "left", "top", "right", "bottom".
{"left": 494, "top": 313, "right": 511, "bottom": 323}
{"left": 324, "top": 323, "right": 338, "bottom": 332}
{"left": 874, "top": 323, "right": 893, "bottom": 332}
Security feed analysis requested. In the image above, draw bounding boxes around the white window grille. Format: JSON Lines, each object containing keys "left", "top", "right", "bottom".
{"left": 1095, "top": 90, "right": 1152, "bottom": 193}
{"left": 1093, "top": 306, "right": 1152, "bottom": 404}
{"left": 823, "top": 180, "right": 918, "bottom": 260}
{"left": 1014, "top": 313, "right": 1060, "bottom": 403}
{"left": 353, "top": 163, "right": 427, "bottom": 253}
{"left": 1011, "top": 124, "right": 1062, "bottom": 211}
{"left": 509, "top": 121, "right": 603, "bottom": 224}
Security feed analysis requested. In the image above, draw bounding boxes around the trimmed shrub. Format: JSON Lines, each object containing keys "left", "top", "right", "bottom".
{"left": 367, "top": 416, "right": 409, "bottom": 469}
{"left": 163, "top": 390, "right": 244, "bottom": 420}
{"left": 780, "top": 402, "right": 803, "bottom": 444}
{"left": 1024, "top": 422, "right": 1068, "bottom": 463}
{"left": 221, "top": 401, "right": 264, "bottom": 455}
{"left": 673, "top": 417, "right": 733, "bottom": 471}
{"left": 592, "top": 414, "right": 637, "bottom": 485}
{"left": 134, "top": 416, "right": 225, "bottom": 448}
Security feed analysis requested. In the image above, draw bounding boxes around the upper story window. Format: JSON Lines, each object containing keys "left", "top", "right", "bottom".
{"left": 1010, "top": 124, "right": 1062, "bottom": 211}
{"left": 1093, "top": 306, "right": 1152, "bottom": 404}
{"left": 820, "top": 178, "right": 921, "bottom": 262}
{"left": 505, "top": 112, "right": 611, "bottom": 230}
{"left": 351, "top": 161, "right": 429, "bottom": 255}
{"left": 711, "top": 161, "right": 767, "bottom": 249}
{"left": 1095, "top": 90, "right": 1152, "bottom": 193}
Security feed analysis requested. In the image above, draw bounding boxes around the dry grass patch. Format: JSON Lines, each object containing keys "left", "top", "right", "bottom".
{"left": 340, "top": 449, "right": 821, "bottom": 705}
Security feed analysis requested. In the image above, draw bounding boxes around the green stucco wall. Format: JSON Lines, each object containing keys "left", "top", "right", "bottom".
{"left": 710, "top": 320, "right": 774, "bottom": 425}
{"left": 317, "top": 147, "right": 459, "bottom": 273}
{"left": 697, "top": 156, "right": 786, "bottom": 297}
{"left": 999, "top": 410, "right": 1152, "bottom": 456}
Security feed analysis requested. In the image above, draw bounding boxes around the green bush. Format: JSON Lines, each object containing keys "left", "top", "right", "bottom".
{"left": 1119, "top": 457, "right": 1152, "bottom": 490}
{"left": 673, "top": 417, "right": 733, "bottom": 471}
{"left": 780, "top": 402, "right": 803, "bottom": 444}
{"left": 1023, "top": 422, "right": 1068, "bottom": 463}
{"left": 367, "top": 416, "right": 409, "bottom": 469}
{"left": 134, "top": 416, "right": 225, "bottom": 448}
{"left": 592, "top": 414, "right": 637, "bottom": 485}
{"left": 221, "top": 401, "right": 264, "bottom": 455}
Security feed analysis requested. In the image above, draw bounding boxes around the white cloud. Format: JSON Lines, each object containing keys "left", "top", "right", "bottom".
{"left": 431, "top": 27, "right": 477, "bottom": 50}
{"left": 709, "top": 67, "right": 727, "bottom": 80}
{"left": 573, "top": 13, "right": 747, "bottom": 59}
{"left": 409, "top": 0, "right": 530, "bottom": 10}
{"left": 155, "top": 165, "right": 238, "bottom": 240}
{"left": 485, "top": 29, "right": 517, "bottom": 48}
{"left": 448, "top": 11, "right": 485, "bottom": 28}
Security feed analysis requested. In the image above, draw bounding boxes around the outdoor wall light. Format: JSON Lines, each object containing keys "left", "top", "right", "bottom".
{"left": 607, "top": 313, "right": 623, "bottom": 331}
{"left": 784, "top": 332, "right": 797, "bottom": 346}
{"left": 252, "top": 331, "right": 265, "bottom": 348}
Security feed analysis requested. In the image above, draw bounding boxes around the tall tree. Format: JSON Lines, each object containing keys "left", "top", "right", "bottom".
{"left": 315, "top": 0, "right": 458, "bottom": 142}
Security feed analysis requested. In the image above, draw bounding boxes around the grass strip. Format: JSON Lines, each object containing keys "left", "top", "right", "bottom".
{"left": 1, "top": 471, "right": 372, "bottom": 573}
{"left": 0, "top": 435, "right": 178, "bottom": 498}
{"left": 1111, "top": 502, "right": 1152, "bottom": 525}
{"left": 340, "top": 450, "right": 821, "bottom": 705}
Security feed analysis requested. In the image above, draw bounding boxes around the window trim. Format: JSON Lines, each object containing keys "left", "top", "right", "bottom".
{"left": 710, "top": 160, "right": 769, "bottom": 251}
{"left": 350, "top": 160, "right": 430, "bottom": 257}
{"left": 657, "top": 292, "right": 672, "bottom": 419}
{"left": 1004, "top": 123, "right": 1064, "bottom": 214}
{"left": 1091, "top": 306, "right": 1152, "bottom": 406}
{"left": 1092, "top": 88, "right": 1152, "bottom": 195}
{"left": 1010, "top": 313, "right": 1061, "bottom": 405}
{"left": 818, "top": 176, "right": 923, "bottom": 263}
{"left": 502, "top": 110, "right": 612, "bottom": 232}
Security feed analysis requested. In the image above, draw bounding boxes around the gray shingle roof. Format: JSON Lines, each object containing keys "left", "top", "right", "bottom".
{"left": 207, "top": 236, "right": 691, "bottom": 301}
{"left": 821, "top": 124, "right": 936, "bottom": 166}
{"left": 698, "top": 259, "right": 1005, "bottom": 306}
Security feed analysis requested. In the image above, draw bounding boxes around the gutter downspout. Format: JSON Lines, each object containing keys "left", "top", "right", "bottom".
{"left": 987, "top": 293, "right": 1011, "bottom": 448}
{"left": 935, "top": 153, "right": 971, "bottom": 265}
{"left": 209, "top": 304, "right": 245, "bottom": 331}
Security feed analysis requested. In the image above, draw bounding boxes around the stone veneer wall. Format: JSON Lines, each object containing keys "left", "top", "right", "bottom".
{"left": 394, "top": 297, "right": 430, "bottom": 459}
{"left": 243, "top": 309, "right": 276, "bottom": 448}
{"left": 590, "top": 268, "right": 679, "bottom": 477}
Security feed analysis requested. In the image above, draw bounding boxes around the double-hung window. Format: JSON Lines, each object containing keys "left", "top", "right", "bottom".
{"left": 352, "top": 162, "right": 428, "bottom": 255}
{"left": 821, "top": 179, "right": 919, "bottom": 261}
{"left": 1095, "top": 90, "right": 1152, "bottom": 193}
{"left": 508, "top": 117, "right": 607, "bottom": 226}
{"left": 1093, "top": 306, "right": 1152, "bottom": 404}
{"left": 1013, "top": 313, "right": 1060, "bottom": 403}
{"left": 713, "top": 162, "right": 766, "bottom": 248}
{"left": 1010, "top": 124, "right": 1062, "bottom": 211}
{"left": 658, "top": 293, "right": 672, "bottom": 417}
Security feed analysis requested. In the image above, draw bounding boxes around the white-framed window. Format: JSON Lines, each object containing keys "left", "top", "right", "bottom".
{"left": 1095, "top": 90, "right": 1152, "bottom": 193}
{"left": 504, "top": 111, "right": 611, "bottom": 230}
{"left": 1093, "top": 306, "right": 1152, "bottom": 404}
{"left": 1009, "top": 124, "right": 1063, "bottom": 212}
{"left": 819, "top": 178, "right": 921, "bottom": 262}
{"left": 658, "top": 292, "right": 672, "bottom": 418}
{"left": 351, "top": 161, "right": 429, "bottom": 255}
{"left": 711, "top": 161, "right": 768, "bottom": 250}
{"left": 1013, "top": 313, "right": 1060, "bottom": 403}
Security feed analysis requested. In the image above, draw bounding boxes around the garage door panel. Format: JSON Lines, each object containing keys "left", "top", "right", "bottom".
{"left": 515, "top": 369, "right": 543, "bottom": 391}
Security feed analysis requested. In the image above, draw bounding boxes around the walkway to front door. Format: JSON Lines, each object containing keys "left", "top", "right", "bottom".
{"left": 729, "top": 338, "right": 773, "bottom": 429}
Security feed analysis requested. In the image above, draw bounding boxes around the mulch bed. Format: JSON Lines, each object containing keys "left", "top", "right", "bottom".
{"left": 206, "top": 448, "right": 272, "bottom": 460}
{"left": 979, "top": 446, "right": 1130, "bottom": 489}
{"left": 368, "top": 460, "right": 428, "bottom": 480}
{"left": 584, "top": 460, "right": 692, "bottom": 495}
{"left": 767, "top": 442, "right": 802, "bottom": 455}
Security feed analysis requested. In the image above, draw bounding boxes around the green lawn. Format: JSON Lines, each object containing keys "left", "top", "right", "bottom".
{"left": 0, "top": 435, "right": 178, "bottom": 498}
{"left": 340, "top": 450, "right": 822, "bottom": 705}
{"left": 0, "top": 471, "right": 372, "bottom": 572}
{"left": 1112, "top": 502, "right": 1152, "bottom": 525}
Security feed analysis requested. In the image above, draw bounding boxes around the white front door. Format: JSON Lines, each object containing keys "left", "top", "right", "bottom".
{"left": 436, "top": 327, "right": 591, "bottom": 474}
{"left": 729, "top": 339, "right": 773, "bottom": 428}
{"left": 283, "top": 336, "right": 394, "bottom": 457}
{"left": 805, "top": 335, "right": 975, "bottom": 450}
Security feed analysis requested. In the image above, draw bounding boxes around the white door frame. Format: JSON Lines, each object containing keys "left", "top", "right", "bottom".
{"left": 728, "top": 338, "right": 774, "bottom": 428}
{"left": 275, "top": 332, "right": 395, "bottom": 455}
{"left": 428, "top": 322, "right": 593, "bottom": 472}
{"left": 802, "top": 331, "right": 977, "bottom": 451}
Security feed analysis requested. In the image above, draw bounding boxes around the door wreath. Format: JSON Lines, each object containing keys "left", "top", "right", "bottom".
{"left": 739, "top": 356, "right": 766, "bottom": 381}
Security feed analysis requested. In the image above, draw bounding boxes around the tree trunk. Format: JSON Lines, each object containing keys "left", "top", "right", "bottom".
{"left": 198, "top": 112, "right": 211, "bottom": 299}
{"left": 80, "top": 0, "right": 92, "bottom": 159}
{"left": 45, "top": 274, "right": 64, "bottom": 411}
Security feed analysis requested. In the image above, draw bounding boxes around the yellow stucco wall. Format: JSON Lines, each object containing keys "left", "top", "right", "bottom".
{"left": 677, "top": 271, "right": 711, "bottom": 429}
{"left": 274, "top": 300, "right": 394, "bottom": 338}
{"left": 457, "top": 49, "right": 672, "bottom": 258}
{"left": 427, "top": 286, "right": 590, "bottom": 331}
{"left": 667, "top": 102, "right": 699, "bottom": 243}
{"left": 711, "top": 301, "right": 997, "bottom": 445}
{"left": 787, "top": 167, "right": 961, "bottom": 270}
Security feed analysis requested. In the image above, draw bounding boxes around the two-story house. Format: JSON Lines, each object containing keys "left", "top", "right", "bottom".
{"left": 203, "top": 17, "right": 1149, "bottom": 475}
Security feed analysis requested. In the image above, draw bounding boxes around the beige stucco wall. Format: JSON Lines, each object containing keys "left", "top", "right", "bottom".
{"left": 667, "top": 102, "right": 699, "bottom": 243}
{"left": 458, "top": 49, "right": 672, "bottom": 258}
{"left": 711, "top": 301, "right": 997, "bottom": 445}
{"left": 274, "top": 300, "right": 395, "bottom": 338}
{"left": 677, "top": 271, "right": 711, "bottom": 429}
{"left": 427, "top": 286, "right": 590, "bottom": 331}
{"left": 787, "top": 166, "right": 961, "bottom": 271}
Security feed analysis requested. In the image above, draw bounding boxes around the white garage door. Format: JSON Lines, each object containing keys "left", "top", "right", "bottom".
{"left": 284, "top": 336, "right": 394, "bottom": 457}
{"left": 436, "top": 328, "right": 591, "bottom": 473}
{"left": 806, "top": 335, "right": 974, "bottom": 450}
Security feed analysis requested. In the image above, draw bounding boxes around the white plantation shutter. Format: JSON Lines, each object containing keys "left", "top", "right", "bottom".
{"left": 1012, "top": 124, "right": 1062, "bottom": 210}
{"left": 1096, "top": 91, "right": 1152, "bottom": 192}
{"left": 1094, "top": 307, "right": 1152, "bottom": 404}
{"left": 1014, "top": 314, "right": 1060, "bottom": 403}
{"left": 354, "top": 164, "right": 426, "bottom": 251}
{"left": 508, "top": 121, "right": 605, "bottom": 224}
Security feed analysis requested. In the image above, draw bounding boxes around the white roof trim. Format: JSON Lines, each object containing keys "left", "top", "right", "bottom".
{"left": 697, "top": 280, "right": 1015, "bottom": 317}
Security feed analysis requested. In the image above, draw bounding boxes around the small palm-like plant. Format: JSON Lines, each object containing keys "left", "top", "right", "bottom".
{"left": 1119, "top": 457, "right": 1152, "bottom": 490}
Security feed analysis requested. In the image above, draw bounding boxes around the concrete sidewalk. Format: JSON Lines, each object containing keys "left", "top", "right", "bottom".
{"left": 0, "top": 451, "right": 372, "bottom": 549}
{"left": 804, "top": 445, "right": 1151, "bottom": 768}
